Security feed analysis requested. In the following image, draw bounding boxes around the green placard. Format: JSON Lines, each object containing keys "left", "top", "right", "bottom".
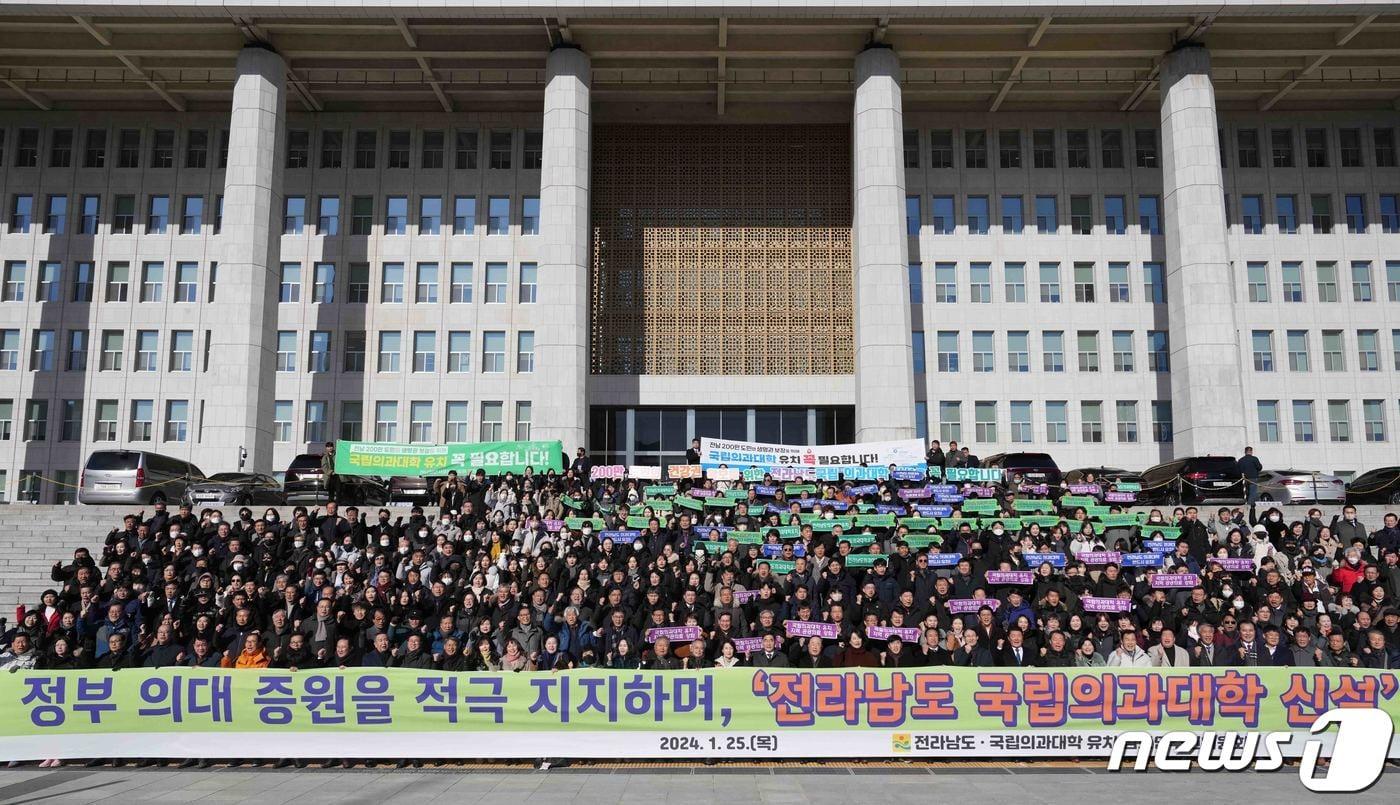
{"left": 761, "top": 559, "right": 796, "bottom": 574}
{"left": 1012, "top": 499, "right": 1054, "bottom": 513}
{"left": 726, "top": 531, "right": 766, "bottom": 544}
{"left": 723, "top": 489, "right": 750, "bottom": 500}
{"left": 1058, "top": 495, "right": 1096, "bottom": 509}
{"left": 902, "top": 535, "right": 944, "bottom": 548}
{"left": 694, "top": 540, "right": 730, "bottom": 553}
{"left": 896, "top": 517, "right": 940, "bottom": 531}
{"left": 643, "top": 485, "right": 676, "bottom": 497}
{"left": 625, "top": 516, "right": 652, "bottom": 529}
{"left": 1142, "top": 524, "right": 1182, "bottom": 540}
{"left": 854, "top": 514, "right": 897, "bottom": 527}
{"left": 642, "top": 498, "right": 673, "bottom": 512}
{"left": 855, "top": 504, "right": 876, "bottom": 513}
{"left": 1084, "top": 505, "right": 1111, "bottom": 518}
{"left": 1022, "top": 515, "right": 1065, "bottom": 528}
{"left": 810, "top": 518, "right": 855, "bottom": 532}
{"left": 561, "top": 496, "right": 585, "bottom": 511}
{"left": 704, "top": 497, "right": 737, "bottom": 508}
{"left": 990, "top": 517, "right": 1024, "bottom": 530}
{"left": 673, "top": 496, "right": 704, "bottom": 511}
{"left": 1116, "top": 482, "right": 1142, "bottom": 492}
{"left": 759, "top": 525, "right": 801, "bottom": 540}
{"left": 747, "top": 505, "right": 768, "bottom": 516}
{"left": 1097, "top": 513, "right": 1141, "bottom": 528}
{"left": 563, "top": 516, "right": 600, "bottom": 529}
{"left": 785, "top": 484, "right": 818, "bottom": 495}
{"left": 840, "top": 534, "right": 878, "bottom": 548}
{"left": 961, "top": 499, "right": 1001, "bottom": 514}
{"left": 842, "top": 553, "right": 888, "bottom": 569}
{"left": 335, "top": 439, "right": 563, "bottom": 477}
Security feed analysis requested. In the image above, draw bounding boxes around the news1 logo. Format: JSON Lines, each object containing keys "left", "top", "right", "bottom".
{"left": 1108, "top": 708, "right": 1394, "bottom": 792}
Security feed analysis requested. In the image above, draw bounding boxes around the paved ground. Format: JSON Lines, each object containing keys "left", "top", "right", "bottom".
{"left": 0, "top": 765, "right": 1398, "bottom": 804}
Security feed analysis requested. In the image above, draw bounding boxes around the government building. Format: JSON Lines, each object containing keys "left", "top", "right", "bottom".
{"left": 0, "top": 1, "right": 1398, "bottom": 501}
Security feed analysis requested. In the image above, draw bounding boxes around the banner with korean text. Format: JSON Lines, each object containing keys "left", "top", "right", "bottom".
{"left": 1, "top": 668, "right": 1397, "bottom": 760}
{"left": 334, "top": 440, "right": 563, "bottom": 477}
{"left": 699, "top": 437, "right": 925, "bottom": 472}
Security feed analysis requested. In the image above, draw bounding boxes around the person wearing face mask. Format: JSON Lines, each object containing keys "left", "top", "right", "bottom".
{"left": 1331, "top": 505, "right": 1368, "bottom": 546}
{"left": 1329, "top": 547, "right": 1369, "bottom": 595}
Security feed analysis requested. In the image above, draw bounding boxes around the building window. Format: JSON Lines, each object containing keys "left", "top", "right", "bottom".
{"left": 1322, "top": 330, "right": 1345, "bottom": 371}
{"left": 1241, "top": 195, "right": 1263, "bottom": 233}
{"left": 302, "top": 401, "right": 327, "bottom": 444}
{"left": 1104, "top": 196, "right": 1125, "bottom": 234}
{"left": 938, "top": 401, "right": 962, "bottom": 443}
{"left": 490, "top": 131, "right": 513, "bottom": 169}
{"left": 1316, "top": 262, "right": 1339, "bottom": 302}
{"left": 351, "top": 196, "right": 373, "bottom": 235}
{"left": 104, "top": 263, "right": 128, "bottom": 302}
{"left": 60, "top": 400, "right": 82, "bottom": 442}
{"left": 1137, "top": 196, "right": 1161, "bottom": 235}
{"left": 1000, "top": 196, "right": 1023, "bottom": 233}
{"left": 410, "top": 401, "right": 433, "bottom": 443}
{"left": 914, "top": 401, "right": 928, "bottom": 441}
{"left": 1357, "top": 329, "right": 1380, "bottom": 372}
{"left": 936, "top": 331, "right": 959, "bottom": 372}
{"left": 969, "top": 263, "right": 991, "bottom": 303}
{"left": 1004, "top": 263, "right": 1026, "bottom": 302}
{"left": 1010, "top": 401, "right": 1033, "bottom": 443}
{"left": 1352, "top": 261, "right": 1373, "bottom": 302}
{"left": 311, "top": 263, "right": 334, "bottom": 304}
{"left": 451, "top": 263, "right": 473, "bottom": 303}
{"left": 29, "top": 330, "right": 54, "bottom": 372}
{"left": 347, "top": 264, "right": 369, "bottom": 304}
{"left": 315, "top": 196, "right": 340, "bottom": 235}
{"left": 1376, "top": 128, "right": 1398, "bottom": 167}
{"left": 1076, "top": 331, "right": 1099, "bottom": 372}
{"left": 1271, "top": 129, "right": 1295, "bottom": 167}
{"left": 1105, "top": 262, "right": 1130, "bottom": 302}
{"left": 83, "top": 130, "right": 106, "bottom": 168}
{"left": 1073, "top": 263, "right": 1095, "bottom": 302}
{"left": 1363, "top": 399, "right": 1387, "bottom": 442}
{"left": 522, "top": 131, "right": 543, "bottom": 169}
{"left": 998, "top": 130, "right": 1021, "bottom": 168}
{"left": 378, "top": 331, "right": 401, "bottom": 372}
{"left": 1147, "top": 331, "right": 1169, "bottom": 372}
{"left": 344, "top": 331, "right": 366, "bottom": 372}
{"left": 146, "top": 195, "right": 169, "bottom": 234}
{"left": 456, "top": 130, "right": 479, "bottom": 169}
{"left": 1276, "top": 194, "right": 1298, "bottom": 233}
{"left": 522, "top": 197, "right": 540, "bottom": 235}
{"left": 1032, "top": 129, "right": 1055, "bottom": 168}
{"left": 353, "top": 131, "right": 377, "bottom": 169}
{"left": 80, "top": 196, "right": 99, "bottom": 234}
{"left": 1045, "top": 401, "right": 1068, "bottom": 443}
{"left": 151, "top": 130, "right": 175, "bottom": 168}
{"left": 1066, "top": 130, "right": 1090, "bottom": 168}
{"left": 967, "top": 196, "right": 989, "bottom": 234}
{"left": 117, "top": 129, "right": 140, "bottom": 168}
{"left": 179, "top": 196, "right": 203, "bottom": 234}
{"left": 1311, "top": 194, "right": 1333, "bottom": 232}
{"left": 905, "top": 196, "right": 920, "bottom": 236}
{"left": 1069, "top": 196, "right": 1091, "bottom": 234}
{"left": 1038, "top": 263, "right": 1060, "bottom": 303}
{"left": 381, "top": 263, "right": 404, "bottom": 303}
{"left": 485, "top": 263, "right": 508, "bottom": 303}
{"left": 421, "top": 130, "right": 444, "bottom": 169}
{"left": 517, "top": 331, "right": 535, "bottom": 373}
{"left": 44, "top": 196, "right": 66, "bottom": 234}
{"left": 36, "top": 262, "right": 59, "bottom": 302}
{"left": 65, "top": 330, "right": 87, "bottom": 371}
{"left": 279, "top": 263, "right": 301, "bottom": 303}
{"left": 974, "top": 401, "right": 997, "bottom": 442}
{"left": 1081, "top": 401, "right": 1104, "bottom": 443}
{"left": 1256, "top": 400, "right": 1281, "bottom": 443}
{"left": 931, "top": 196, "right": 954, "bottom": 234}
{"left": 419, "top": 196, "right": 442, "bottom": 235}
{"left": 1286, "top": 330, "right": 1310, "bottom": 372}
{"left": 385, "top": 196, "right": 408, "bottom": 235}
{"left": 94, "top": 400, "right": 118, "bottom": 441}
{"left": 1115, "top": 400, "right": 1138, "bottom": 443}
{"left": 140, "top": 262, "right": 163, "bottom": 302}
{"left": 1111, "top": 331, "right": 1133, "bottom": 372}
{"left": 454, "top": 197, "right": 476, "bottom": 233}
{"left": 1345, "top": 194, "right": 1367, "bottom": 231}
{"left": 276, "top": 331, "right": 297, "bottom": 372}
{"left": 1033, "top": 195, "right": 1056, "bottom": 232}
{"left": 903, "top": 129, "right": 920, "bottom": 168}
{"left": 482, "top": 331, "right": 506, "bottom": 373}
{"left": 317, "top": 130, "right": 343, "bottom": 168}
{"left": 284, "top": 130, "right": 309, "bottom": 168}
{"left": 1282, "top": 262, "right": 1304, "bottom": 302}
{"left": 964, "top": 130, "right": 987, "bottom": 168}
{"left": 413, "top": 331, "right": 436, "bottom": 373}
{"left": 1304, "top": 128, "right": 1328, "bottom": 167}
{"left": 488, "top": 196, "right": 510, "bottom": 235}
{"left": 1251, "top": 330, "right": 1275, "bottom": 371}
{"left": 415, "top": 263, "right": 439, "bottom": 303}
{"left": 911, "top": 331, "right": 926, "bottom": 373}
{"left": 1246, "top": 262, "right": 1269, "bottom": 302}
{"left": 170, "top": 330, "right": 193, "bottom": 372}
{"left": 930, "top": 130, "right": 953, "bottom": 167}
{"left": 1134, "top": 129, "right": 1158, "bottom": 167}
{"left": 1328, "top": 400, "right": 1352, "bottom": 443}
{"left": 480, "top": 401, "right": 505, "bottom": 441}
{"left": 1100, "top": 130, "right": 1124, "bottom": 168}
{"left": 129, "top": 399, "right": 154, "bottom": 441}
{"left": 1389, "top": 261, "right": 1400, "bottom": 302}
{"left": 161, "top": 400, "right": 188, "bottom": 443}
{"left": 375, "top": 401, "right": 398, "bottom": 441}
{"left": 971, "top": 331, "right": 994, "bottom": 373}
{"left": 308, "top": 331, "right": 330, "bottom": 373}
{"left": 445, "top": 402, "right": 470, "bottom": 442}
{"left": 1042, "top": 331, "right": 1064, "bottom": 372}
{"left": 933, "top": 263, "right": 956, "bottom": 303}
{"left": 1007, "top": 331, "right": 1029, "bottom": 373}
{"left": 448, "top": 332, "right": 471, "bottom": 373}
{"left": 340, "top": 401, "right": 363, "bottom": 442}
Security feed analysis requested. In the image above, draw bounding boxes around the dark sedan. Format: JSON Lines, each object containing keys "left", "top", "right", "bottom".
{"left": 184, "top": 473, "right": 286, "bottom": 506}
{"left": 1345, "top": 467, "right": 1400, "bottom": 506}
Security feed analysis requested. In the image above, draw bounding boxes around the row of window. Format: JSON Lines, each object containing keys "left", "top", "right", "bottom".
{"left": 910, "top": 329, "right": 1171, "bottom": 374}
{"left": 0, "top": 397, "right": 533, "bottom": 446}
{"left": 0, "top": 260, "right": 540, "bottom": 307}
{"left": 0, "top": 325, "right": 539, "bottom": 376}
{"left": 4, "top": 191, "right": 544, "bottom": 237}
{"left": 1249, "top": 329, "right": 1400, "bottom": 374}
{"left": 1243, "top": 260, "right": 1400, "bottom": 304}
{"left": 913, "top": 399, "right": 1176, "bottom": 445}
{"left": 1255, "top": 400, "right": 1394, "bottom": 444}
{"left": 1231, "top": 192, "right": 1399, "bottom": 235}
{"left": 901, "top": 125, "right": 1400, "bottom": 171}
{"left": 907, "top": 261, "right": 1166, "bottom": 305}
{"left": 0, "top": 126, "right": 542, "bottom": 172}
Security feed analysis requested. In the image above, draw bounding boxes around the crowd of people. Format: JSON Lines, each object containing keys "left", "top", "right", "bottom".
{"left": 3, "top": 444, "right": 1397, "bottom": 683}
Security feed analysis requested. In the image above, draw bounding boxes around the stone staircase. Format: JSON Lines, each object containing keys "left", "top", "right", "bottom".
{"left": 0, "top": 503, "right": 1394, "bottom": 611}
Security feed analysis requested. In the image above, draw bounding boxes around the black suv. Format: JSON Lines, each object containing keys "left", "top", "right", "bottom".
{"left": 283, "top": 453, "right": 391, "bottom": 506}
{"left": 980, "top": 452, "right": 1063, "bottom": 489}
{"left": 1345, "top": 467, "right": 1400, "bottom": 506}
{"left": 1138, "top": 456, "right": 1244, "bottom": 505}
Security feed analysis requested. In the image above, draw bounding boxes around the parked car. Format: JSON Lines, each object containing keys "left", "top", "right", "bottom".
{"left": 1253, "top": 469, "right": 1346, "bottom": 504}
{"left": 388, "top": 475, "right": 444, "bottom": 504}
{"left": 980, "top": 452, "right": 1063, "bottom": 489}
{"left": 79, "top": 450, "right": 204, "bottom": 505}
{"left": 184, "top": 472, "right": 286, "bottom": 507}
{"left": 283, "top": 453, "right": 392, "bottom": 506}
{"left": 1138, "top": 456, "right": 1244, "bottom": 505}
{"left": 1063, "top": 467, "right": 1143, "bottom": 487}
{"left": 1345, "top": 466, "right": 1400, "bottom": 506}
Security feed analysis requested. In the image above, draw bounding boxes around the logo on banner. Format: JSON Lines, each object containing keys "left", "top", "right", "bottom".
{"left": 1107, "top": 708, "right": 1393, "bottom": 792}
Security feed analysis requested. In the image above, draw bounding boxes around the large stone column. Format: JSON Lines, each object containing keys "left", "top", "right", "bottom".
{"left": 1159, "top": 42, "right": 1246, "bottom": 456}
{"left": 534, "top": 46, "right": 591, "bottom": 454}
{"left": 852, "top": 46, "right": 916, "bottom": 442}
{"left": 207, "top": 45, "right": 283, "bottom": 472}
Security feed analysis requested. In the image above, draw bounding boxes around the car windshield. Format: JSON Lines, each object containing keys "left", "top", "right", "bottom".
{"left": 207, "top": 473, "right": 252, "bottom": 482}
{"left": 1006, "top": 454, "right": 1057, "bottom": 469}
{"left": 1190, "top": 457, "right": 1241, "bottom": 473}
{"left": 84, "top": 452, "right": 140, "bottom": 471}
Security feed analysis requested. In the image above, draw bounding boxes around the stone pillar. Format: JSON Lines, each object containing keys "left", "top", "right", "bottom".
{"left": 207, "top": 45, "right": 284, "bottom": 472}
{"left": 852, "top": 46, "right": 916, "bottom": 442}
{"left": 1159, "top": 42, "right": 1247, "bottom": 456}
{"left": 534, "top": 46, "right": 592, "bottom": 453}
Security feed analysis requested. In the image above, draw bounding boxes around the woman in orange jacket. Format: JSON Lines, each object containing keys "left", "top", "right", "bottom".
{"left": 225, "top": 632, "right": 271, "bottom": 669}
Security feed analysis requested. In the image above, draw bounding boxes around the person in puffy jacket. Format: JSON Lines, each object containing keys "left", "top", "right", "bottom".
{"left": 1329, "top": 548, "right": 1368, "bottom": 595}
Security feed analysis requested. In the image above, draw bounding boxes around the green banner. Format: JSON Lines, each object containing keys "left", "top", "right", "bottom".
{"left": 897, "top": 517, "right": 940, "bottom": 531}
{"left": 1012, "top": 499, "right": 1054, "bottom": 513}
{"left": 961, "top": 499, "right": 1001, "bottom": 514}
{"left": 2, "top": 668, "right": 1393, "bottom": 761}
{"left": 334, "top": 439, "right": 563, "bottom": 477}
{"left": 1058, "top": 495, "right": 1097, "bottom": 509}
{"left": 854, "top": 514, "right": 897, "bottom": 528}
{"left": 841, "top": 553, "right": 888, "bottom": 568}
{"left": 673, "top": 496, "right": 704, "bottom": 512}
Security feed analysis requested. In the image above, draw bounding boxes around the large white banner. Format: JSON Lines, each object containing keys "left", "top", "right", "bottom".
{"left": 699, "top": 437, "right": 925, "bottom": 471}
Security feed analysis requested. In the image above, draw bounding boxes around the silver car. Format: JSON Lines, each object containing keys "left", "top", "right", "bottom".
{"left": 79, "top": 450, "right": 204, "bottom": 505}
{"left": 1256, "top": 469, "right": 1347, "bottom": 504}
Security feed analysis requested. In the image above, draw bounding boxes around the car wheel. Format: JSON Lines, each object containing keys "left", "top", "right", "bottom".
{"left": 1258, "top": 493, "right": 1273, "bottom": 502}
{"left": 1390, "top": 491, "right": 1400, "bottom": 505}
{"left": 1163, "top": 490, "right": 1180, "bottom": 506}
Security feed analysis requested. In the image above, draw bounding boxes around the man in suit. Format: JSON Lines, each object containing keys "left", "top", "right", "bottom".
{"left": 953, "top": 629, "right": 995, "bottom": 667}
{"left": 1256, "top": 625, "right": 1295, "bottom": 666}
{"left": 1190, "top": 622, "right": 1232, "bottom": 667}
{"left": 996, "top": 628, "right": 1036, "bottom": 668}
{"left": 1148, "top": 628, "right": 1191, "bottom": 667}
{"left": 749, "top": 633, "right": 791, "bottom": 668}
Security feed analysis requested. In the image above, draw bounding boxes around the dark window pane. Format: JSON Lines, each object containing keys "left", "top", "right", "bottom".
{"left": 694, "top": 409, "right": 721, "bottom": 438}
{"left": 754, "top": 409, "right": 781, "bottom": 443}
{"left": 590, "top": 407, "right": 610, "bottom": 453}
{"left": 721, "top": 409, "right": 747, "bottom": 440}
{"left": 813, "top": 408, "right": 834, "bottom": 445}
{"left": 634, "top": 410, "right": 660, "bottom": 452}
{"left": 781, "top": 409, "right": 808, "bottom": 445}
{"left": 661, "top": 409, "right": 688, "bottom": 451}
{"left": 610, "top": 409, "right": 628, "bottom": 454}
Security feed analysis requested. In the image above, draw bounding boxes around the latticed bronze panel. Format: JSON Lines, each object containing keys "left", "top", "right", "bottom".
{"left": 590, "top": 125, "right": 854, "bottom": 375}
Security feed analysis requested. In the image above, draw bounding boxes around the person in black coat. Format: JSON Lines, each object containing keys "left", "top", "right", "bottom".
{"left": 953, "top": 629, "right": 995, "bottom": 667}
{"left": 794, "top": 636, "right": 831, "bottom": 668}
{"left": 996, "top": 629, "right": 1037, "bottom": 667}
